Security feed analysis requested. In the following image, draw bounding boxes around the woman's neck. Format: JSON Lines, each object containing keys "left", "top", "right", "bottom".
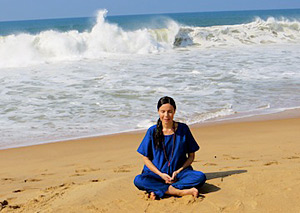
{"left": 162, "top": 121, "right": 173, "bottom": 130}
{"left": 162, "top": 121, "right": 175, "bottom": 135}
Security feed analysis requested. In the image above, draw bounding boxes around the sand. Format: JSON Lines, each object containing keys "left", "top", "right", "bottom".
{"left": 1, "top": 112, "right": 300, "bottom": 212}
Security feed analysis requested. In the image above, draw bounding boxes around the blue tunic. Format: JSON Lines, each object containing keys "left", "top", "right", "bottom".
{"left": 134, "top": 122, "right": 206, "bottom": 198}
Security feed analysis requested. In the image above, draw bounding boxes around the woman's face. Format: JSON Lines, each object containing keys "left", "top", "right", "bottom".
{"left": 158, "top": 103, "right": 176, "bottom": 126}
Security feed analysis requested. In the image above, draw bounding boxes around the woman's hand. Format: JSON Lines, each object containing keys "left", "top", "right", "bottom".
{"left": 160, "top": 173, "right": 173, "bottom": 184}
{"left": 171, "top": 170, "right": 180, "bottom": 182}
{"left": 169, "top": 153, "right": 195, "bottom": 183}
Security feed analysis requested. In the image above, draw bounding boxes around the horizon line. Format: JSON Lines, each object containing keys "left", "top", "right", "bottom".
{"left": 0, "top": 7, "right": 299, "bottom": 23}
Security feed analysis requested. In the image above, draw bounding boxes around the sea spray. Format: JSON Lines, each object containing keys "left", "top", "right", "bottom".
{"left": 2, "top": 11, "right": 300, "bottom": 68}
{"left": 175, "top": 17, "right": 300, "bottom": 47}
{"left": 0, "top": 10, "right": 180, "bottom": 68}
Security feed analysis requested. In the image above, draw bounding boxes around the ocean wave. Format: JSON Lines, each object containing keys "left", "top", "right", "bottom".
{"left": 1, "top": 10, "right": 300, "bottom": 68}
{"left": 174, "top": 17, "right": 300, "bottom": 47}
{"left": 183, "top": 104, "right": 236, "bottom": 124}
{"left": 0, "top": 10, "right": 179, "bottom": 68}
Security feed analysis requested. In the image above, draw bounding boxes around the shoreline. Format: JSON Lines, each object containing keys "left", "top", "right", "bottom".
{"left": 193, "top": 106, "right": 300, "bottom": 126}
{"left": 1, "top": 107, "right": 300, "bottom": 151}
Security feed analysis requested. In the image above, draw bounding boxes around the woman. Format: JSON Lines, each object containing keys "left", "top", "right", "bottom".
{"left": 134, "top": 96, "right": 206, "bottom": 200}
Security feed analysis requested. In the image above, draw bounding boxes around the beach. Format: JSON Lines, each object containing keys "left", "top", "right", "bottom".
{"left": 1, "top": 110, "right": 300, "bottom": 212}
{"left": 1, "top": 8, "right": 300, "bottom": 212}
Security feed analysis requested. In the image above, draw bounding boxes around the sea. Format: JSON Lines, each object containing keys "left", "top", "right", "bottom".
{"left": 1, "top": 8, "right": 300, "bottom": 149}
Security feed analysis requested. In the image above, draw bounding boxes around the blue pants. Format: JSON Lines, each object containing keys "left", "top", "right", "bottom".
{"left": 134, "top": 169, "right": 206, "bottom": 198}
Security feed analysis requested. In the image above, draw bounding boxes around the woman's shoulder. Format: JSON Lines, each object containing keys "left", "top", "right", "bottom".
{"left": 176, "top": 122, "right": 190, "bottom": 133}
{"left": 147, "top": 124, "right": 157, "bottom": 133}
{"left": 176, "top": 122, "right": 189, "bottom": 129}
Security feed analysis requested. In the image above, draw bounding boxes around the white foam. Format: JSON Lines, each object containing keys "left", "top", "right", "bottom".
{"left": 0, "top": 10, "right": 179, "bottom": 68}
{"left": 2, "top": 13, "right": 300, "bottom": 68}
{"left": 136, "top": 119, "right": 155, "bottom": 129}
{"left": 184, "top": 106, "right": 236, "bottom": 124}
{"left": 174, "top": 17, "right": 300, "bottom": 47}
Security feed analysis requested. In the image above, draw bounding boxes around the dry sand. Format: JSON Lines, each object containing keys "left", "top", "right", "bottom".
{"left": 1, "top": 112, "right": 300, "bottom": 212}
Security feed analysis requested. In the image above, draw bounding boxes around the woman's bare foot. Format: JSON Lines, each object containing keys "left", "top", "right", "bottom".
{"left": 149, "top": 192, "right": 156, "bottom": 200}
{"left": 166, "top": 186, "right": 198, "bottom": 198}
{"left": 189, "top": 187, "right": 199, "bottom": 198}
{"left": 179, "top": 187, "right": 198, "bottom": 198}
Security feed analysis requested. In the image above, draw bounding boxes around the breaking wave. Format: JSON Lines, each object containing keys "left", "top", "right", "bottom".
{"left": 1, "top": 10, "right": 300, "bottom": 68}
{"left": 175, "top": 17, "right": 300, "bottom": 47}
{"left": 0, "top": 10, "right": 179, "bottom": 68}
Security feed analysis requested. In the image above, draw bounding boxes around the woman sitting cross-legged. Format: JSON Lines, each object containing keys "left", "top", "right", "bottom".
{"left": 134, "top": 96, "right": 206, "bottom": 200}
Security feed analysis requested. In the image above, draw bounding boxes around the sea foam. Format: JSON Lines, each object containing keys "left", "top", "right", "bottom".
{"left": 175, "top": 17, "right": 300, "bottom": 47}
{"left": 1, "top": 10, "right": 300, "bottom": 68}
{"left": 0, "top": 10, "right": 179, "bottom": 68}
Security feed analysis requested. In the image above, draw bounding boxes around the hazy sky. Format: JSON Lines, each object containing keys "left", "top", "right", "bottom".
{"left": 1, "top": 0, "right": 300, "bottom": 21}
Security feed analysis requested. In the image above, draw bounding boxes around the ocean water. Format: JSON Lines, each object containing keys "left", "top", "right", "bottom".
{"left": 1, "top": 9, "right": 300, "bottom": 149}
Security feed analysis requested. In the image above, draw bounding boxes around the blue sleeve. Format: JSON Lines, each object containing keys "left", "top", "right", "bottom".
{"left": 185, "top": 125, "right": 199, "bottom": 153}
{"left": 137, "top": 127, "right": 153, "bottom": 159}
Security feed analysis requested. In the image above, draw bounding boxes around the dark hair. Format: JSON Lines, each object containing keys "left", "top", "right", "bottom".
{"left": 154, "top": 96, "right": 176, "bottom": 148}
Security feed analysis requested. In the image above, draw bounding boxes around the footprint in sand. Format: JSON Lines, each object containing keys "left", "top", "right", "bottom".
{"left": 264, "top": 161, "right": 278, "bottom": 166}
{"left": 237, "top": 165, "right": 252, "bottom": 169}
{"left": 70, "top": 173, "right": 85, "bottom": 177}
{"left": 223, "top": 154, "right": 240, "bottom": 160}
{"left": 249, "top": 159, "right": 259, "bottom": 162}
{"left": 0, "top": 200, "right": 8, "bottom": 210}
{"left": 8, "top": 205, "right": 21, "bottom": 210}
{"left": 37, "top": 185, "right": 71, "bottom": 205}
{"left": 43, "top": 182, "right": 75, "bottom": 193}
{"left": 223, "top": 200, "right": 245, "bottom": 211}
{"left": 181, "top": 195, "right": 204, "bottom": 205}
{"left": 113, "top": 165, "right": 132, "bottom": 173}
{"left": 0, "top": 199, "right": 17, "bottom": 210}
{"left": 203, "top": 163, "right": 218, "bottom": 166}
{"left": 12, "top": 189, "right": 24, "bottom": 193}
{"left": 283, "top": 156, "right": 300, "bottom": 160}
{"left": 41, "top": 173, "right": 55, "bottom": 176}
{"left": 1, "top": 178, "right": 17, "bottom": 183}
{"left": 90, "top": 178, "right": 106, "bottom": 183}
{"left": 75, "top": 168, "right": 100, "bottom": 173}
{"left": 70, "top": 167, "right": 100, "bottom": 177}
{"left": 24, "top": 178, "right": 42, "bottom": 183}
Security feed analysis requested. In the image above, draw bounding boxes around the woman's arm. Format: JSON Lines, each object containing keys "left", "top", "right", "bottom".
{"left": 142, "top": 156, "right": 173, "bottom": 183}
{"left": 171, "top": 152, "right": 195, "bottom": 180}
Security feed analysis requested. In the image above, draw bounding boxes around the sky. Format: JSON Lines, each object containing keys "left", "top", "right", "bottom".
{"left": 1, "top": 0, "right": 300, "bottom": 22}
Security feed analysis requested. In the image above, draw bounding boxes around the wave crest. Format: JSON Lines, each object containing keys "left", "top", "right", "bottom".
{"left": 0, "top": 10, "right": 179, "bottom": 68}
{"left": 1, "top": 12, "right": 300, "bottom": 68}
{"left": 174, "top": 17, "right": 300, "bottom": 47}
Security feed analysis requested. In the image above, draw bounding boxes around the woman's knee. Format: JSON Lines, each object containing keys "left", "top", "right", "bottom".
{"left": 134, "top": 175, "right": 143, "bottom": 188}
{"left": 188, "top": 171, "right": 206, "bottom": 185}
{"left": 197, "top": 171, "right": 206, "bottom": 186}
